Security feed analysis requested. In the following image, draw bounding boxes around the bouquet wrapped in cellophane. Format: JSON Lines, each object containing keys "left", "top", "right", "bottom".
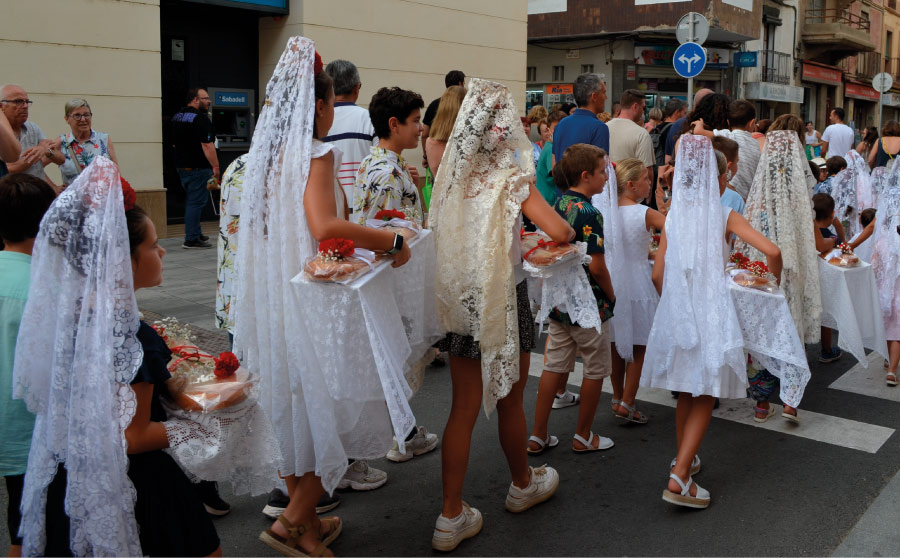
{"left": 827, "top": 242, "right": 860, "bottom": 267}
{"left": 303, "top": 238, "right": 377, "bottom": 284}
{"left": 521, "top": 230, "right": 579, "bottom": 267}
{"left": 730, "top": 260, "right": 777, "bottom": 293}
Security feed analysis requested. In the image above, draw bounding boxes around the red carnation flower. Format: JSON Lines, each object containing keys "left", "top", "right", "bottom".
{"left": 121, "top": 177, "right": 137, "bottom": 211}
{"left": 214, "top": 351, "right": 240, "bottom": 379}
{"left": 747, "top": 260, "right": 770, "bottom": 277}
{"left": 318, "top": 238, "right": 355, "bottom": 260}
{"left": 730, "top": 252, "right": 750, "bottom": 268}
{"left": 374, "top": 209, "right": 406, "bottom": 221}
{"left": 838, "top": 242, "right": 854, "bottom": 255}
{"left": 314, "top": 50, "right": 324, "bottom": 77}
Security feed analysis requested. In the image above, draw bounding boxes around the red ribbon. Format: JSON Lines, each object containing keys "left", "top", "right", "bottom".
{"left": 523, "top": 239, "right": 564, "bottom": 260}
{"left": 167, "top": 345, "right": 214, "bottom": 372}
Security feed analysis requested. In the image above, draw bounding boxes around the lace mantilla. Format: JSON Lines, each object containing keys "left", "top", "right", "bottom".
{"left": 524, "top": 243, "right": 602, "bottom": 333}
{"left": 429, "top": 79, "right": 534, "bottom": 416}
{"left": 737, "top": 130, "right": 822, "bottom": 343}
{"left": 871, "top": 182, "right": 900, "bottom": 330}
{"left": 643, "top": 135, "right": 746, "bottom": 395}
{"left": 12, "top": 157, "right": 143, "bottom": 556}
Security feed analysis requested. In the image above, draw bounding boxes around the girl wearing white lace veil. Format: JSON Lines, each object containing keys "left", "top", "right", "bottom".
{"left": 830, "top": 161, "right": 864, "bottom": 238}
{"left": 232, "top": 37, "right": 411, "bottom": 556}
{"left": 429, "top": 78, "right": 574, "bottom": 551}
{"left": 643, "top": 135, "right": 782, "bottom": 509}
{"left": 12, "top": 157, "right": 221, "bottom": 555}
{"left": 846, "top": 149, "right": 874, "bottom": 210}
{"left": 597, "top": 158, "right": 665, "bottom": 424}
{"left": 871, "top": 181, "right": 900, "bottom": 385}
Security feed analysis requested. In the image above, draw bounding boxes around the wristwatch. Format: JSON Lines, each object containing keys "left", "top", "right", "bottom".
{"left": 386, "top": 233, "right": 404, "bottom": 255}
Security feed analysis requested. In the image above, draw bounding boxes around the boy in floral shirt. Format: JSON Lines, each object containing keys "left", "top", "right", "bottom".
{"left": 528, "top": 143, "right": 616, "bottom": 454}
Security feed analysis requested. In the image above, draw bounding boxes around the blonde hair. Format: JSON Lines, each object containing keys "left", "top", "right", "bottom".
{"left": 527, "top": 105, "right": 548, "bottom": 123}
{"left": 429, "top": 85, "right": 467, "bottom": 142}
{"left": 613, "top": 158, "right": 645, "bottom": 196}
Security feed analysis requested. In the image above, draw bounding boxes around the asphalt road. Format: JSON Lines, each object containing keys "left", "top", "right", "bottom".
{"left": 2, "top": 238, "right": 897, "bottom": 556}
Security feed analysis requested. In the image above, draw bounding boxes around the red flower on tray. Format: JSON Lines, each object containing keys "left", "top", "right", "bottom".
{"left": 214, "top": 351, "right": 240, "bottom": 379}
{"left": 838, "top": 242, "right": 854, "bottom": 255}
{"left": 318, "top": 238, "right": 355, "bottom": 261}
{"left": 730, "top": 252, "right": 750, "bottom": 268}
{"left": 374, "top": 209, "right": 406, "bottom": 221}
{"left": 747, "top": 260, "right": 769, "bottom": 277}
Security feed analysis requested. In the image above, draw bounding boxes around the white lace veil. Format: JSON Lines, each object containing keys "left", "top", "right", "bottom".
{"left": 831, "top": 166, "right": 861, "bottom": 238}
{"left": 870, "top": 166, "right": 889, "bottom": 212}
{"left": 429, "top": 78, "right": 534, "bottom": 415}
{"left": 738, "top": 130, "right": 822, "bottom": 343}
{"left": 591, "top": 158, "right": 634, "bottom": 360}
{"left": 846, "top": 150, "right": 874, "bottom": 210}
{"left": 872, "top": 182, "right": 900, "bottom": 316}
{"left": 12, "top": 156, "right": 143, "bottom": 556}
{"left": 232, "top": 37, "right": 321, "bottom": 478}
{"left": 643, "top": 135, "right": 745, "bottom": 382}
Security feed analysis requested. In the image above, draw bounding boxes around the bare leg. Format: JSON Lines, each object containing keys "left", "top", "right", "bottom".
{"left": 889, "top": 340, "right": 900, "bottom": 373}
{"left": 496, "top": 352, "right": 532, "bottom": 489}
{"left": 441, "top": 355, "right": 483, "bottom": 518}
{"left": 674, "top": 392, "right": 693, "bottom": 449}
{"left": 8, "top": 545, "right": 21, "bottom": 557}
{"left": 572, "top": 377, "right": 604, "bottom": 449}
{"left": 528, "top": 370, "right": 561, "bottom": 451}
{"left": 615, "top": 346, "right": 647, "bottom": 420}
{"left": 555, "top": 372, "right": 570, "bottom": 396}
{"left": 669, "top": 395, "right": 715, "bottom": 496}
{"left": 610, "top": 344, "right": 626, "bottom": 403}
{"left": 206, "top": 547, "right": 223, "bottom": 557}
{"left": 270, "top": 472, "right": 331, "bottom": 555}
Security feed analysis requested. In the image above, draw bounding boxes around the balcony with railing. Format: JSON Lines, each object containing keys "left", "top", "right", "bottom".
{"left": 803, "top": 8, "right": 876, "bottom": 64}
{"left": 886, "top": 57, "right": 900, "bottom": 80}
{"left": 760, "top": 50, "right": 791, "bottom": 84}
{"left": 841, "top": 51, "right": 881, "bottom": 80}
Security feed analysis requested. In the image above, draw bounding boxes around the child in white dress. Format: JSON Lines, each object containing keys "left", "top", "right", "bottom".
{"left": 643, "top": 135, "right": 782, "bottom": 509}
{"left": 604, "top": 158, "right": 665, "bottom": 423}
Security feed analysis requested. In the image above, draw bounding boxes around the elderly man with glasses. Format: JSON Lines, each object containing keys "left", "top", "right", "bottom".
{"left": 0, "top": 84, "right": 64, "bottom": 188}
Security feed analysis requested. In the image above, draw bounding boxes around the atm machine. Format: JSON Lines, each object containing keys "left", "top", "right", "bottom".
{"left": 207, "top": 87, "right": 256, "bottom": 158}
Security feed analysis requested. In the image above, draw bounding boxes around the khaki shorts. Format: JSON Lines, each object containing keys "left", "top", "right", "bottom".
{"left": 543, "top": 320, "right": 612, "bottom": 380}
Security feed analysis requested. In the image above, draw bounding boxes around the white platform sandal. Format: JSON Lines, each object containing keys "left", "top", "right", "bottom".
{"left": 662, "top": 473, "right": 710, "bottom": 509}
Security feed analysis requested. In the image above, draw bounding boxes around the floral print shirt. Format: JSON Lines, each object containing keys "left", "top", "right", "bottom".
{"left": 59, "top": 130, "right": 110, "bottom": 186}
{"left": 352, "top": 147, "right": 423, "bottom": 225}
{"left": 215, "top": 154, "right": 247, "bottom": 332}
{"left": 550, "top": 189, "right": 615, "bottom": 324}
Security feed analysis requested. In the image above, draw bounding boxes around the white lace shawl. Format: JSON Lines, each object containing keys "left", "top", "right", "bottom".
{"left": 871, "top": 183, "right": 900, "bottom": 316}
{"left": 738, "top": 130, "right": 822, "bottom": 343}
{"left": 231, "top": 37, "right": 322, "bottom": 480}
{"left": 429, "top": 78, "right": 533, "bottom": 415}
{"left": 643, "top": 135, "right": 745, "bottom": 381}
{"left": 847, "top": 150, "right": 874, "bottom": 210}
{"left": 12, "top": 157, "right": 143, "bottom": 556}
{"left": 831, "top": 164, "right": 863, "bottom": 238}
{"left": 870, "top": 166, "right": 889, "bottom": 211}
{"left": 591, "top": 159, "right": 634, "bottom": 360}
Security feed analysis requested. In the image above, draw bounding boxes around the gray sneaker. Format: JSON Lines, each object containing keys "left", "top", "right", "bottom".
{"left": 337, "top": 460, "right": 387, "bottom": 491}
{"left": 431, "top": 501, "right": 482, "bottom": 552}
{"left": 505, "top": 465, "right": 559, "bottom": 513}
{"left": 386, "top": 426, "right": 439, "bottom": 462}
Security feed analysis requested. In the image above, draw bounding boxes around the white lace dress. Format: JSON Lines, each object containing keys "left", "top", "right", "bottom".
{"left": 609, "top": 204, "right": 659, "bottom": 347}
{"left": 642, "top": 205, "right": 748, "bottom": 399}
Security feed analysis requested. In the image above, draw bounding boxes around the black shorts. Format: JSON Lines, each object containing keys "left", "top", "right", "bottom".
{"left": 437, "top": 280, "right": 536, "bottom": 359}
{"left": 5, "top": 474, "right": 24, "bottom": 546}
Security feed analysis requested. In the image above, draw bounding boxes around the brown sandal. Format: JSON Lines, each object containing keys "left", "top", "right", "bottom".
{"left": 259, "top": 514, "right": 341, "bottom": 557}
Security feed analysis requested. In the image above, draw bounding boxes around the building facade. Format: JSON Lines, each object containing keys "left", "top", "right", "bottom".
{"left": 1, "top": 0, "right": 527, "bottom": 230}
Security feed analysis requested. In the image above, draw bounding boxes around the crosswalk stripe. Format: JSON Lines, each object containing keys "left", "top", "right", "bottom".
{"left": 526, "top": 357, "right": 895, "bottom": 454}
{"left": 828, "top": 352, "right": 900, "bottom": 403}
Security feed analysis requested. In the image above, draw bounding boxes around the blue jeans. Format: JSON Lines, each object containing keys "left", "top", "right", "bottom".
{"left": 177, "top": 168, "right": 212, "bottom": 242}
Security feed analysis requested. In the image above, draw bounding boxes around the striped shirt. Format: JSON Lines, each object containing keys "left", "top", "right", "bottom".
{"left": 323, "top": 102, "right": 377, "bottom": 201}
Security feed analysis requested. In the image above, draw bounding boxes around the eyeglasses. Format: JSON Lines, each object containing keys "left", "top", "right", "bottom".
{"left": 69, "top": 113, "right": 92, "bottom": 120}
{"left": 198, "top": 97, "right": 210, "bottom": 102}
{"left": 0, "top": 99, "right": 33, "bottom": 106}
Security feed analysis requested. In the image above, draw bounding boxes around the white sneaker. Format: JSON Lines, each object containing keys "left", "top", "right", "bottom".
{"left": 551, "top": 390, "right": 580, "bottom": 409}
{"left": 505, "top": 465, "right": 559, "bottom": 513}
{"left": 431, "top": 501, "right": 483, "bottom": 551}
{"left": 337, "top": 460, "right": 387, "bottom": 491}
{"left": 386, "top": 425, "right": 440, "bottom": 462}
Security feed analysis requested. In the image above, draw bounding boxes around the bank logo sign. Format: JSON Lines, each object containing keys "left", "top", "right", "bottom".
{"left": 215, "top": 92, "right": 249, "bottom": 107}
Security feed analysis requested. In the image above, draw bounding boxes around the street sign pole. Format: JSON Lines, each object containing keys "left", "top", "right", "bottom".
{"left": 676, "top": 12, "right": 709, "bottom": 109}
{"left": 688, "top": 15, "right": 695, "bottom": 109}
{"left": 873, "top": 72, "right": 894, "bottom": 133}
{"left": 879, "top": 90, "right": 883, "bottom": 132}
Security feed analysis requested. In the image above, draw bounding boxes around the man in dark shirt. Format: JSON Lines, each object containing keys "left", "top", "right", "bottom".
{"left": 172, "top": 87, "right": 218, "bottom": 249}
{"left": 663, "top": 88, "right": 712, "bottom": 164}
{"left": 552, "top": 73, "right": 609, "bottom": 163}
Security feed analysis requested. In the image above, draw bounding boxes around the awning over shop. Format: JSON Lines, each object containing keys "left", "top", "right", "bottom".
{"left": 744, "top": 81, "right": 804, "bottom": 104}
{"left": 845, "top": 82, "right": 880, "bottom": 102}
{"left": 801, "top": 61, "right": 842, "bottom": 86}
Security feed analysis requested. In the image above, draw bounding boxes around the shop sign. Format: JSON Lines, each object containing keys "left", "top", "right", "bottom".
{"left": 545, "top": 84, "right": 574, "bottom": 95}
{"left": 634, "top": 45, "right": 730, "bottom": 68}
{"left": 845, "top": 82, "right": 880, "bottom": 102}
{"left": 882, "top": 93, "right": 900, "bottom": 107}
{"left": 802, "top": 62, "right": 842, "bottom": 85}
{"left": 733, "top": 52, "right": 757, "bottom": 68}
{"left": 214, "top": 91, "right": 250, "bottom": 107}
{"left": 744, "top": 82, "right": 804, "bottom": 103}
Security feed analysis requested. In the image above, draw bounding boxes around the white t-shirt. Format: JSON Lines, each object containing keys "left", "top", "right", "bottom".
{"left": 822, "top": 123, "right": 854, "bottom": 158}
{"left": 323, "top": 102, "right": 377, "bottom": 201}
{"left": 606, "top": 117, "right": 655, "bottom": 166}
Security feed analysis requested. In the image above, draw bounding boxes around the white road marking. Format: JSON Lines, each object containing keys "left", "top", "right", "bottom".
{"left": 829, "top": 352, "right": 900, "bottom": 403}
{"left": 527, "top": 357, "right": 895, "bottom": 454}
